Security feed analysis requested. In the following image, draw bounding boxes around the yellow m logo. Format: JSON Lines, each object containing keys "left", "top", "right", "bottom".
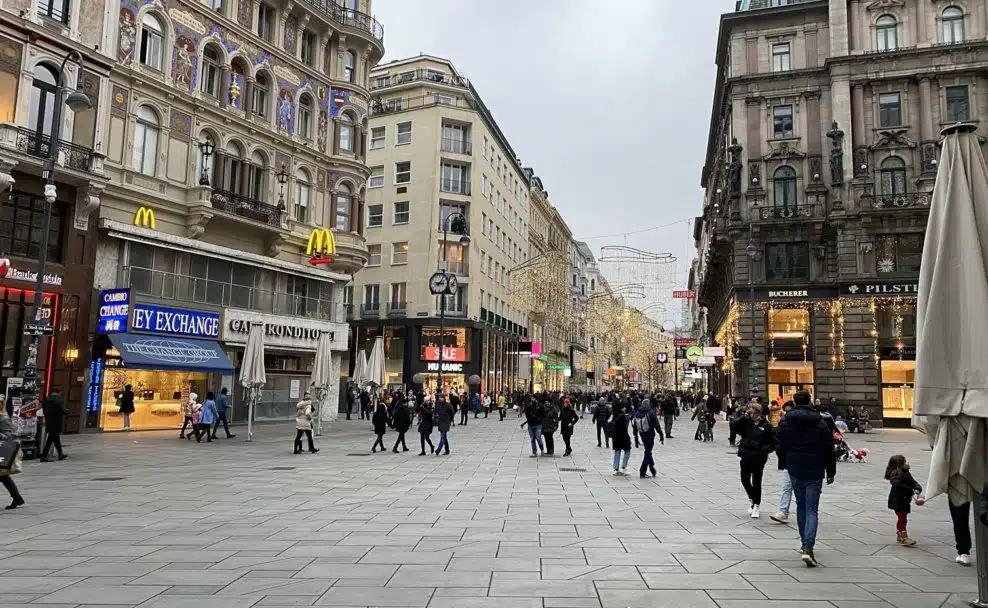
{"left": 134, "top": 207, "right": 156, "bottom": 229}
{"left": 306, "top": 228, "right": 336, "bottom": 256}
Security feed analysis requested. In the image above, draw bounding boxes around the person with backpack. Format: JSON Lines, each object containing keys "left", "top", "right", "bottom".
{"left": 594, "top": 397, "right": 611, "bottom": 448}
{"left": 635, "top": 398, "right": 664, "bottom": 478}
{"left": 559, "top": 399, "right": 579, "bottom": 456}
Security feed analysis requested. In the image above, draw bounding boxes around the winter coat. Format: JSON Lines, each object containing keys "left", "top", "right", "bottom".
{"left": 611, "top": 412, "right": 632, "bottom": 451}
{"left": 118, "top": 389, "right": 135, "bottom": 415}
{"left": 593, "top": 402, "right": 611, "bottom": 424}
{"left": 660, "top": 394, "right": 677, "bottom": 416}
{"left": 372, "top": 406, "right": 388, "bottom": 435}
{"left": 43, "top": 394, "right": 66, "bottom": 430}
{"left": 418, "top": 407, "right": 434, "bottom": 434}
{"left": 730, "top": 416, "right": 775, "bottom": 462}
{"left": 295, "top": 399, "right": 314, "bottom": 431}
{"left": 216, "top": 393, "right": 229, "bottom": 413}
{"left": 776, "top": 405, "right": 836, "bottom": 481}
{"left": 470, "top": 394, "right": 481, "bottom": 412}
{"left": 525, "top": 402, "right": 545, "bottom": 426}
{"left": 435, "top": 402, "right": 454, "bottom": 432}
{"left": 0, "top": 413, "right": 14, "bottom": 440}
{"left": 888, "top": 469, "right": 922, "bottom": 513}
{"left": 392, "top": 404, "right": 412, "bottom": 433}
{"left": 541, "top": 404, "right": 559, "bottom": 434}
{"left": 559, "top": 407, "right": 579, "bottom": 436}
{"left": 200, "top": 399, "right": 218, "bottom": 426}
{"left": 635, "top": 403, "right": 663, "bottom": 444}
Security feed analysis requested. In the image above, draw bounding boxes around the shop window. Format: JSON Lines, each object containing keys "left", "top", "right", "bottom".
{"left": 765, "top": 242, "right": 809, "bottom": 280}
{"left": 875, "top": 233, "right": 922, "bottom": 275}
{"left": 0, "top": 192, "right": 65, "bottom": 263}
{"left": 767, "top": 361, "right": 814, "bottom": 406}
{"left": 99, "top": 370, "right": 210, "bottom": 431}
{"left": 881, "top": 360, "right": 914, "bottom": 419}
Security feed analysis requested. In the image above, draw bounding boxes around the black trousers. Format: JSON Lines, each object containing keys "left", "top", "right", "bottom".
{"left": 596, "top": 422, "right": 609, "bottom": 447}
{"left": 372, "top": 432, "right": 385, "bottom": 451}
{"left": 543, "top": 432, "right": 555, "bottom": 455}
{"left": 740, "top": 456, "right": 767, "bottom": 505}
{"left": 459, "top": 410, "right": 468, "bottom": 425}
{"left": 561, "top": 431, "right": 573, "bottom": 454}
{"left": 393, "top": 431, "right": 407, "bottom": 451}
{"left": 0, "top": 475, "right": 20, "bottom": 501}
{"left": 499, "top": 408, "right": 506, "bottom": 420}
{"left": 663, "top": 414, "right": 674, "bottom": 437}
{"left": 181, "top": 416, "right": 194, "bottom": 437}
{"left": 420, "top": 431, "right": 434, "bottom": 453}
{"left": 194, "top": 423, "right": 212, "bottom": 442}
{"left": 949, "top": 499, "right": 973, "bottom": 555}
{"left": 42, "top": 428, "right": 63, "bottom": 458}
{"left": 346, "top": 401, "right": 353, "bottom": 420}
{"left": 639, "top": 437, "right": 655, "bottom": 476}
{"left": 294, "top": 429, "right": 315, "bottom": 452}
{"left": 212, "top": 412, "right": 232, "bottom": 437}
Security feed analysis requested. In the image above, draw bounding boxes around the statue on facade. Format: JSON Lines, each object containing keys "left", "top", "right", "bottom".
{"left": 727, "top": 137, "right": 743, "bottom": 196}
{"left": 827, "top": 121, "right": 844, "bottom": 186}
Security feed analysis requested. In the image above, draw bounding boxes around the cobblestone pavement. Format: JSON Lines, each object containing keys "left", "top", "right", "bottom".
{"left": 0, "top": 412, "right": 980, "bottom": 607}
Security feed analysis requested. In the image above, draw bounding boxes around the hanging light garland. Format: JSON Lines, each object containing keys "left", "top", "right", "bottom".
{"left": 893, "top": 301, "right": 904, "bottom": 361}
{"left": 828, "top": 300, "right": 845, "bottom": 370}
{"left": 870, "top": 298, "right": 880, "bottom": 368}
{"left": 715, "top": 301, "right": 743, "bottom": 373}
{"left": 768, "top": 307, "right": 776, "bottom": 364}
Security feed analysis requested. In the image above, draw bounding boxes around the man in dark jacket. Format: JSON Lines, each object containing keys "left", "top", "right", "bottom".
{"left": 777, "top": 390, "right": 836, "bottom": 567}
{"left": 40, "top": 387, "right": 66, "bottom": 462}
{"left": 391, "top": 402, "right": 412, "bottom": 453}
{"left": 660, "top": 392, "right": 677, "bottom": 439}
{"left": 434, "top": 397, "right": 453, "bottom": 455}
{"left": 359, "top": 390, "right": 371, "bottom": 420}
{"left": 559, "top": 400, "right": 579, "bottom": 456}
{"left": 593, "top": 398, "right": 611, "bottom": 448}
{"left": 211, "top": 387, "right": 235, "bottom": 439}
{"left": 524, "top": 399, "right": 546, "bottom": 456}
{"left": 636, "top": 399, "right": 664, "bottom": 478}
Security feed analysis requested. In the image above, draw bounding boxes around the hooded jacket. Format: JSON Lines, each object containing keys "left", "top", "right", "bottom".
{"left": 660, "top": 394, "right": 677, "bottom": 416}
{"left": 392, "top": 403, "right": 412, "bottom": 433}
{"left": 777, "top": 405, "right": 836, "bottom": 480}
{"left": 636, "top": 400, "right": 663, "bottom": 444}
{"left": 541, "top": 402, "right": 559, "bottom": 433}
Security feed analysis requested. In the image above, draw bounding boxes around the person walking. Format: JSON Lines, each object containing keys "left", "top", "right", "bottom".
{"left": 660, "top": 391, "right": 677, "bottom": 439}
{"left": 691, "top": 401, "right": 707, "bottom": 441}
{"left": 40, "top": 387, "right": 67, "bottom": 462}
{"left": 434, "top": 396, "right": 453, "bottom": 456}
{"left": 118, "top": 384, "right": 135, "bottom": 431}
{"left": 0, "top": 406, "right": 24, "bottom": 510}
{"left": 418, "top": 401, "right": 435, "bottom": 455}
{"left": 345, "top": 386, "right": 355, "bottom": 420}
{"left": 180, "top": 393, "right": 195, "bottom": 439}
{"left": 541, "top": 399, "right": 559, "bottom": 456}
{"left": 559, "top": 399, "right": 579, "bottom": 456}
{"left": 293, "top": 392, "right": 319, "bottom": 454}
{"left": 885, "top": 454, "right": 922, "bottom": 546}
{"left": 483, "top": 393, "right": 492, "bottom": 418}
{"left": 524, "top": 398, "right": 546, "bottom": 457}
{"left": 635, "top": 398, "right": 663, "bottom": 478}
{"left": 470, "top": 392, "right": 481, "bottom": 419}
{"left": 777, "top": 390, "right": 836, "bottom": 567}
{"left": 454, "top": 391, "right": 467, "bottom": 426}
{"left": 730, "top": 403, "right": 775, "bottom": 518}
{"left": 498, "top": 392, "right": 508, "bottom": 421}
{"left": 611, "top": 403, "right": 632, "bottom": 475}
{"left": 594, "top": 398, "right": 611, "bottom": 448}
{"left": 194, "top": 392, "right": 218, "bottom": 443}
{"left": 391, "top": 400, "right": 411, "bottom": 453}
{"left": 359, "top": 389, "right": 371, "bottom": 420}
{"left": 211, "top": 387, "right": 235, "bottom": 439}
{"left": 371, "top": 402, "right": 388, "bottom": 452}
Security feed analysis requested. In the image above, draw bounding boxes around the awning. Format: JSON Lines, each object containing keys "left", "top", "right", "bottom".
{"left": 108, "top": 333, "right": 234, "bottom": 372}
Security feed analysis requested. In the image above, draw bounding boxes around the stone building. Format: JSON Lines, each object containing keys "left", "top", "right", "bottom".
{"left": 695, "top": 0, "right": 986, "bottom": 425}
{"left": 82, "top": 0, "right": 383, "bottom": 430}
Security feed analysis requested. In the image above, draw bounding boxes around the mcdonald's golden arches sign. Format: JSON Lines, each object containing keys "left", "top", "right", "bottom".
{"left": 306, "top": 228, "right": 335, "bottom": 265}
{"left": 134, "top": 206, "right": 156, "bottom": 229}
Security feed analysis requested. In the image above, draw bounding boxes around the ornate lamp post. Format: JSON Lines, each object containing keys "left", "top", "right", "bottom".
{"left": 276, "top": 162, "right": 289, "bottom": 213}
{"left": 428, "top": 212, "right": 470, "bottom": 396}
{"left": 745, "top": 241, "right": 758, "bottom": 398}
{"left": 198, "top": 136, "right": 214, "bottom": 186}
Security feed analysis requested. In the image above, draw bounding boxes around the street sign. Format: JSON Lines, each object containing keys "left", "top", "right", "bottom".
{"left": 656, "top": 352, "right": 668, "bottom": 364}
{"left": 674, "top": 338, "right": 697, "bottom": 347}
{"left": 685, "top": 345, "right": 703, "bottom": 363}
{"left": 703, "top": 346, "right": 726, "bottom": 357}
{"left": 23, "top": 322, "right": 53, "bottom": 336}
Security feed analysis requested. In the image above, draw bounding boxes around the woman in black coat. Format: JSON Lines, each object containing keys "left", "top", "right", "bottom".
{"left": 611, "top": 403, "right": 633, "bottom": 475}
{"left": 417, "top": 403, "right": 435, "bottom": 455}
{"left": 391, "top": 402, "right": 412, "bottom": 453}
{"left": 119, "top": 384, "right": 136, "bottom": 430}
{"left": 730, "top": 403, "right": 776, "bottom": 518}
{"left": 371, "top": 403, "right": 388, "bottom": 452}
{"left": 541, "top": 401, "right": 559, "bottom": 456}
{"left": 559, "top": 400, "right": 580, "bottom": 456}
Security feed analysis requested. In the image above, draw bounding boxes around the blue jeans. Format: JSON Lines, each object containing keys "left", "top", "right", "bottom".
{"left": 779, "top": 470, "right": 793, "bottom": 515}
{"left": 612, "top": 449, "right": 630, "bottom": 470}
{"left": 529, "top": 424, "right": 544, "bottom": 453}
{"left": 791, "top": 476, "right": 823, "bottom": 550}
{"left": 437, "top": 431, "right": 449, "bottom": 453}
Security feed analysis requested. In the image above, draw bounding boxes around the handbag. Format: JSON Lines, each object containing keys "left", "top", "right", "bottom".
{"left": 0, "top": 440, "right": 23, "bottom": 475}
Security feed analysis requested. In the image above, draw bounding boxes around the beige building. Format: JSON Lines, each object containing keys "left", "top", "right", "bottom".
{"left": 695, "top": 0, "right": 987, "bottom": 424}
{"left": 352, "top": 55, "right": 531, "bottom": 394}
{"left": 84, "top": 0, "right": 384, "bottom": 429}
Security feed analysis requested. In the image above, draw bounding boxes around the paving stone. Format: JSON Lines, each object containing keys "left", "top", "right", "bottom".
{"left": 33, "top": 584, "right": 169, "bottom": 605}
{"left": 596, "top": 589, "right": 717, "bottom": 608}
{"left": 315, "top": 585, "right": 434, "bottom": 606}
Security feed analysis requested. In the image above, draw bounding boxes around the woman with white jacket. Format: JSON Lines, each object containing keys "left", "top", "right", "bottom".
{"left": 294, "top": 393, "right": 319, "bottom": 454}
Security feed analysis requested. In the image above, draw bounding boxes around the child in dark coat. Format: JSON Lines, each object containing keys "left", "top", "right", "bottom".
{"left": 885, "top": 454, "right": 922, "bottom": 546}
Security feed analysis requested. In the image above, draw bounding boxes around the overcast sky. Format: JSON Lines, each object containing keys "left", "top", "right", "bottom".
{"left": 372, "top": 0, "right": 735, "bottom": 324}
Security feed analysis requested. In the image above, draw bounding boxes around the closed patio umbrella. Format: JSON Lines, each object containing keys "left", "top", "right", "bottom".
{"left": 353, "top": 349, "right": 368, "bottom": 389}
{"left": 366, "top": 336, "right": 386, "bottom": 391}
{"left": 914, "top": 124, "right": 988, "bottom": 604}
{"left": 239, "top": 322, "right": 266, "bottom": 443}
{"left": 310, "top": 331, "right": 332, "bottom": 437}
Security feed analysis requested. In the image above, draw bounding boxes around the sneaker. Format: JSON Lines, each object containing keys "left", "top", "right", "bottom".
{"left": 620, "top": 468, "right": 629, "bottom": 475}
{"left": 897, "top": 532, "right": 917, "bottom": 547}
{"left": 751, "top": 505, "right": 760, "bottom": 519}
{"left": 956, "top": 554, "right": 971, "bottom": 566}
{"left": 747, "top": 504, "right": 754, "bottom": 515}
{"left": 770, "top": 512, "right": 789, "bottom": 524}
{"left": 801, "top": 548, "right": 818, "bottom": 567}
{"left": 613, "top": 470, "right": 622, "bottom": 476}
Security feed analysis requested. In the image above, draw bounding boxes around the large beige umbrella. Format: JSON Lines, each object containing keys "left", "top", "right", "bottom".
{"left": 239, "top": 323, "right": 266, "bottom": 443}
{"left": 914, "top": 124, "right": 988, "bottom": 603}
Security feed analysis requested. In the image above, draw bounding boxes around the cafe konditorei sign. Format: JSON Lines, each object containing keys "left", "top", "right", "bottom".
{"left": 221, "top": 309, "right": 346, "bottom": 351}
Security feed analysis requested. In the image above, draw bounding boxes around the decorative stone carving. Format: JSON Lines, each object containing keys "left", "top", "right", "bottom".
{"left": 747, "top": 160, "right": 762, "bottom": 188}
{"left": 808, "top": 155, "right": 823, "bottom": 183}
{"left": 727, "top": 137, "right": 743, "bottom": 198}
{"left": 0, "top": 160, "right": 15, "bottom": 192}
{"left": 866, "top": 0, "right": 904, "bottom": 9}
{"left": 859, "top": 241, "right": 873, "bottom": 254}
{"left": 871, "top": 128, "right": 916, "bottom": 151}
{"left": 186, "top": 212, "right": 211, "bottom": 239}
{"left": 826, "top": 120, "right": 844, "bottom": 186}
{"left": 920, "top": 141, "right": 938, "bottom": 173}
{"left": 74, "top": 184, "right": 102, "bottom": 231}
{"left": 763, "top": 139, "right": 805, "bottom": 161}
{"left": 265, "top": 232, "right": 288, "bottom": 257}
{"left": 853, "top": 147, "right": 871, "bottom": 178}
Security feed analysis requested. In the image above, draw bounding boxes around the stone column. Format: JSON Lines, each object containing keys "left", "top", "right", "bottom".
{"left": 213, "top": 151, "right": 226, "bottom": 191}
{"left": 830, "top": 77, "right": 855, "bottom": 185}
{"left": 239, "top": 159, "right": 249, "bottom": 197}
{"left": 915, "top": 0, "right": 927, "bottom": 46}
{"left": 336, "top": 34, "right": 348, "bottom": 78}
{"left": 918, "top": 76, "right": 938, "bottom": 177}
{"left": 243, "top": 79, "right": 254, "bottom": 115}
{"left": 851, "top": 84, "right": 870, "bottom": 179}
{"left": 848, "top": 0, "right": 860, "bottom": 52}
{"left": 219, "top": 66, "right": 230, "bottom": 107}
{"left": 829, "top": 0, "right": 849, "bottom": 57}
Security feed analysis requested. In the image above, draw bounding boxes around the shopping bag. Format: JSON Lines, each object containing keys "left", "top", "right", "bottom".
{"left": 0, "top": 440, "right": 23, "bottom": 475}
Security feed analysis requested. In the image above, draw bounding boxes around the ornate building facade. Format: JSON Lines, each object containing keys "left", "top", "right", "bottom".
{"left": 695, "top": 0, "right": 987, "bottom": 425}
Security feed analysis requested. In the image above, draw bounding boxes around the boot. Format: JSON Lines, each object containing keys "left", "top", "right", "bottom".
{"left": 896, "top": 531, "right": 917, "bottom": 547}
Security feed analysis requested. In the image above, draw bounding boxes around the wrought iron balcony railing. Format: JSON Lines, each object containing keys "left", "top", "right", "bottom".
{"left": 211, "top": 189, "right": 283, "bottom": 226}
{"left": 860, "top": 192, "right": 931, "bottom": 210}
{"left": 441, "top": 138, "right": 472, "bottom": 155}
{"left": 5, "top": 126, "right": 99, "bottom": 173}
{"left": 371, "top": 69, "right": 469, "bottom": 90}
{"left": 759, "top": 204, "right": 814, "bottom": 220}
{"left": 294, "top": 0, "right": 383, "bottom": 41}
{"left": 369, "top": 94, "right": 478, "bottom": 116}
{"left": 387, "top": 301, "right": 407, "bottom": 317}
{"left": 361, "top": 302, "right": 381, "bottom": 317}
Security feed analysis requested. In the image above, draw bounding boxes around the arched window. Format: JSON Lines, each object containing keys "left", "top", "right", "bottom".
{"left": 39, "top": 0, "right": 69, "bottom": 23}
{"left": 880, "top": 156, "right": 907, "bottom": 202}
{"left": 335, "top": 183, "right": 352, "bottom": 231}
{"left": 133, "top": 105, "right": 160, "bottom": 176}
{"left": 224, "top": 141, "right": 244, "bottom": 193}
{"left": 295, "top": 168, "right": 311, "bottom": 223}
{"left": 139, "top": 13, "right": 164, "bottom": 69}
{"left": 344, "top": 50, "right": 356, "bottom": 83}
{"left": 200, "top": 43, "right": 222, "bottom": 97}
{"left": 876, "top": 15, "right": 898, "bottom": 52}
{"left": 298, "top": 93, "right": 313, "bottom": 139}
{"left": 339, "top": 112, "right": 355, "bottom": 152}
{"left": 248, "top": 150, "right": 266, "bottom": 200}
{"left": 28, "top": 65, "right": 58, "bottom": 146}
{"left": 196, "top": 131, "right": 215, "bottom": 184}
{"left": 942, "top": 6, "right": 965, "bottom": 44}
{"left": 773, "top": 166, "right": 797, "bottom": 209}
{"left": 253, "top": 72, "right": 270, "bottom": 118}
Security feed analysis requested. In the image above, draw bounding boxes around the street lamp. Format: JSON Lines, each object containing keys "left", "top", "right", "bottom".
{"left": 745, "top": 241, "right": 757, "bottom": 398}
{"left": 276, "top": 162, "right": 289, "bottom": 212}
{"left": 21, "top": 51, "right": 92, "bottom": 417}
{"left": 428, "top": 212, "right": 469, "bottom": 397}
{"left": 198, "top": 135, "right": 214, "bottom": 186}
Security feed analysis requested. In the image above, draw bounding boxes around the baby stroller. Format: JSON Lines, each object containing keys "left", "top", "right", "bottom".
{"left": 834, "top": 430, "right": 852, "bottom": 462}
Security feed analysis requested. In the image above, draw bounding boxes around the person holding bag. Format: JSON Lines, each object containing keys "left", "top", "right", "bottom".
{"left": 0, "top": 405, "right": 24, "bottom": 510}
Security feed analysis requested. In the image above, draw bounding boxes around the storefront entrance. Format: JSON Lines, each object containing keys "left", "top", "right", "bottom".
{"left": 881, "top": 359, "right": 914, "bottom": 421}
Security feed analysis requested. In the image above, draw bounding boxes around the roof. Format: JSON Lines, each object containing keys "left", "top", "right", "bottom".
{"left": 574, "top": 241, "right": 595, "bottom": 262}
{"left": 738, "top": 0, "right": 817, "bottom": 10}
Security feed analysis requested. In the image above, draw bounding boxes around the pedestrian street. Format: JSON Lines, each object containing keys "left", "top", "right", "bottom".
{"left": 0, "top": 416, "right": 976, "bottom": 608}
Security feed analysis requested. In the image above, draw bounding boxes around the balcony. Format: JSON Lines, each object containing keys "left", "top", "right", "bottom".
{"left": 387, "top": 301, "right": 407, "bottom": 317}
{"left": 369, "top": 94, "right": 478, "bottom": 116}
{"left": 294, "top": 0, "right": 383, "bottom": 42}
{"left": 210, "top": 189, "right": 284, "bottom": 227}
{"left": 440, "top": 179, "right": 471, "bottom": 195}
{"left": 122, "top": 267, "right": 345, "bottom": 322}
{"left": 371, "top": 69, "right": 469, "bottom": 90}
{"left": 758, "top": 203, "right": 816, "bottom": 221}
{"left": 0, "top": 124, "right": 102, "bottom": 175}
{"left": 446, "top": 261, "right": 469, "bottom": 276}
{"left": 441, "top": 138, "right": 472, "bottom": 155}
{"left": 361, "top": 302, "right": 381, "bottom": 317}
{"left": 860, "top": 192, "right": 931, "bottom": 211}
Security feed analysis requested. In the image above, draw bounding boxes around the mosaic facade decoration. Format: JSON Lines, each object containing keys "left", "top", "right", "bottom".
{"left": 169, "top": 108, "right": 192, "bottom": 140}
{"left": 110, "top": 86, "right": 129, "bottom": 117}
{"left": 283, "top": 15, "right": 297, "bottom": 54}
{"left": 0, "top": 36, "right": 21, "bottom": 75}
{"left": 236, "top": 0, "right": 251, "bottom": 28}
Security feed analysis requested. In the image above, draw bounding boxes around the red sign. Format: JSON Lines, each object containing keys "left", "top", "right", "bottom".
{"left": 673, "top": 290, "right": 696, "bottom": 299}
{"left": 422, "top": 346, "right": 466, "bottom": 362}
{"left": 674, "top": 338, "right": 697, "bottom": 347}
{"left": 308, "top": 255, "right": 334, "bottom": 266}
